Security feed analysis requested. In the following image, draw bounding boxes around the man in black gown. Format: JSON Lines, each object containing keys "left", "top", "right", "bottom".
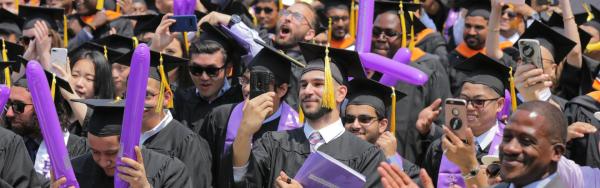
{"left": 0, "top": 125, "right": 41, "bottom": 188}
{"left": 69, "top": 99, "right": 192, "bottom": 188}
{"left": 231, "top": 42, "right": 386, "bottom": 188}
{"left": 198, "top": 42, "right": 301, "bottom": 187}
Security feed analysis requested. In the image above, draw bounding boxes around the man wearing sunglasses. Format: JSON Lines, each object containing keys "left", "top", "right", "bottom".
{"left": 253, "top": 0, "right": 279, "bottom": 35}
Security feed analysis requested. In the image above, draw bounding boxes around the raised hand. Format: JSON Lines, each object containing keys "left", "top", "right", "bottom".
{"left": 239, "top": 92, "right": 275, "bottom": 136}
{"left": 150, "top": 14, "right": 177, "bottom": 52}
{"left": 416, "top": 98, "right": 442, "bottom": 135}
{"left": 375, "top": 131, "right": 398, "bottom": 157}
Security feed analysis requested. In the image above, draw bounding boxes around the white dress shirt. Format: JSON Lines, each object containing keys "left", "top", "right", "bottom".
{"left": 139, "top": 110, "right": 173, "bottom": 146}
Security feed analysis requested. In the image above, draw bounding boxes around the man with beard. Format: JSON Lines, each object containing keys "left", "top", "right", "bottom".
{"left": 323, "top": 0, "right": 355, "bottom": 49}
{"left": 6, "top": 66, "right": 88, "bottom": 183}
{"left": 231, "top": 42, "right": 385, "bottom": 188}
{"left": 371, "top": 1, "right": 451, "bottom": 164}
{"left": 252, "top": 0, "right": 279, "bottom": 36}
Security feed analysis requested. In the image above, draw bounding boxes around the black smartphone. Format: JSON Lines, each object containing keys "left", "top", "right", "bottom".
{"left": 169, "top": 15, "right": 198, "bottom": 32}
{"left": 249, "top": 71, "right": 274, "bottom": 99}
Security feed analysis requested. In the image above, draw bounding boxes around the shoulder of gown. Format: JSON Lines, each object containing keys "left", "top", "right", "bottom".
{"left": 142, "top": 148, "right": 192, "bottom": 188}
{"left": 0, "top": 127, "right": 41, "bottom": 188}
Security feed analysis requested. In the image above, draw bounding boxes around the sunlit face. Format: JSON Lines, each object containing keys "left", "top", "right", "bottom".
{"left": 299, "top": 70, "right": 346, "bottom": 120}
{"left": 142, "top": 78, "right": 169, "bottom": 123}
{"left": 459, "top": 82, "right": 504, "bottom": 136}
{"left": 499, "top": 8, "right": 516, "bottom": 31}
{"left": 132, "top": 2, "right": 148, "bottom": 15}
{"left": 255, "top": 1, "right": 279, "bottom": 30}
{"left": 327, "top": 7, "right": 350, "bottom": 40}
{"left": 162, "top": 39, "right": 183, "bottom": 58}
{"left": 463, "top": 16, "right": 488, "bottom": 50}
{"left": 112, "top": 64, "right": 130, "bottom": 97}
{"left": 540, "top": 46, "right": 557, "bottom": 86}
{"left": 189, "top": 52, "right": 227, "bottom": 101}
{"left": 6, "top": 87, "right": 35, "bottom": 136}
{"left": 72, "top": 59, "right": 96, "bottom": 99}
{"left": 372, "top": 12, "right": 401, "bottom": 58}
{"left": 88, "top": 134, "right": 120, "bottom": 176}
{"left": 344, "top": 104, "right": 387, "bottom": 143}
{"left": 274, "top": 3, "right": 315, "bottom": 49}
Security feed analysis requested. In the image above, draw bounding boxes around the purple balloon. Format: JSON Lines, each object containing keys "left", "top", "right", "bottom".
{"left": 497, "top": 89, "right": 511, "bottom": 121}
{"left": 114, "top": 44, "right": 151, "bottom": 188}
{"left": 26, "top": 61, "right": 79, "bottom": 188}
{"left": 378, "top": 75, "right": 398, "bottom": 86}
{"left": 355, "top": 0, "right": 374, "bottom": 53}
{"left": 359, "top": 52, "right": 428, "bottom": 86}
{"left": 0, "top": 85, "right": 9, "bottom": 115}
{"left": 443, "top": 9, "right": 459, "bottom": 41}
{"left": 392, "top": 48, "right": 411, "bottom": 65}
{"left": 173, "top": 0, "right": 195, "bottom": 15}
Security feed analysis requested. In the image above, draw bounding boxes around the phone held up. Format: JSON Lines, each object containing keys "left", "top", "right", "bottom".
{"left": 445, "top": 98, "right": 468, "bottom": 140}
{"left": 518, "top": 39, "right": 543, "bottom": 69}
{"left": 169, "top": 15, "right": 198, "bottom": 32}
{"left": 249, "top": 71, "right": 274, "bottom": 99}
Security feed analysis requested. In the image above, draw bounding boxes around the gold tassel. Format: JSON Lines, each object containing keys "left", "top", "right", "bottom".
{"left": 96, "top": 0, "right": 104, "bottom": 10}
{"left": 63, "top": 15, "right": 68, "bottom": 48}
{"left": 408, "top": 12, "right": 415, "bottom": 52}
{"left": 132, "top": 36, "right": 139, "bottom": 48}
{"left": 583, "top": 3, "right": 595, "bottom": 22}
{"left": 155, "top": 53, "right": 174, "bottom": 113}
{"left": 413, "top": 0, "right": 420, "bottom": 3}
{"left": 14, "top": 0, "right": 18, "bottom": 13}
{"left": 1, "top": 39, "right": 10, "bottom": 87}
{"left": 509, "top": 67, "right": 517, "bottom": 112}
{"left": 51, "top": 74, "right": 57, "bottom": 100}
{"left": 298, "top": 103, "right": 304, "bottom": 123}
{"left": 586, "top": 41, "right": 600, "bottom": 53}
{"left": 103, "top": 45, "right": 108, "bottom": 59}
{"left": 252, "top": 13, "right": 258, "bottom": 27}
{"left": 399, "top": 2, "right": 407, "bottom": 48}
{"left": 278, "top": 0, "right": 283, "bottom": 10}
{"left": 390, "top": 87, "right": 397, "bottom": 135}
{"left": 322, "top": 18, "right": 335, "bottom": 109}
{"left": 183, "top": 32, "right": 190, "bottom": 55}
{"left": 116, "top": 2, "right": 120, "bottom": 13}
{"left": 349, "top": 0, "right": 356, "bottom": 39}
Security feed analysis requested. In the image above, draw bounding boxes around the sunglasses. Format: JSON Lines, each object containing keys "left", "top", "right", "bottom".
{"left": 343, "top": 115, "right": 378, "bottom": 125}
{"left": 486, "top": 162, "right": 501, "bottom": 178}
{"left": 372, "top": 27, "right": 399, "bottom": 38}
{"left": 6, "top": 100, "right": 33, "bottom": 114}
{"left": 503, "top": 11, "right": 517, "bottom": 19}
{"left": 19, "top": 36, "right": 35, "bottom": 46}
{"left": 254, "top": 7, "right": 274, "bottom": 14}
{"left": 461, "top": 98, "right": 499, "bottom": 109}
{"left": 189, "top": 65, "right": 225, "bottom": 77}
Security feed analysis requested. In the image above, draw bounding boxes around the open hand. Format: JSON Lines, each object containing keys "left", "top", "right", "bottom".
{"left": 239, "top": 92, "right": 275, "bottom": 136}
{"left": 117, "top": 146, "right": 150, "bottom": 188}
{"left": 567, "top": 122, "right": 597, "bottom": 142}
{"left": 150, "top": 14, "right": 177, "bottom": 51}
{"left": 416, "top": 99, "right": 442, "bottom": 135}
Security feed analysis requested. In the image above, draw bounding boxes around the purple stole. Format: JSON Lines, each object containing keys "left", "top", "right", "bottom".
{"left": 436, "top": 122, "right": 505, "bottom": 188}
{"left": 223, "top": 101, "right": 302, "bottom": 155}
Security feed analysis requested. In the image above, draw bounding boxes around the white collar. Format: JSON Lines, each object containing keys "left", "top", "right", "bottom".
{"left": 303, "top": 119, "right": 345, "bottom": 144}
{"left": 500, "top": 32, "right": 520, "bottom": 44}
{"left": 34, "top": 131, "right": 70, "bottom": 179}
{"left": 263, "top": 103, "right": 282, "bottom": 124}
{"left": 140, "top": 110, "right": 173, "bottom": 145}
{"left": 509, "top": 172, "right": 557, "bottom": 188}
{"left": 475, "top": 121, "right": 499, "bottom": 152}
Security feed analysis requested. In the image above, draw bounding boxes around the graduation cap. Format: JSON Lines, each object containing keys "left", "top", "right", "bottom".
{"left": 458, "top": 0, "right": 491, "bottom": 20}
{"left": 570, "top": 0, "right": 599, "bottom": 25}
{"left": 92, "top": 34, "right": 137, "bottom": 54}
{"left": 454, "top": 53, "right": 510, "bottom": 97}
{"left": 19, "top": 5, "right": 65, "bottom": 31}
{"left": 374, "top": 0, "right": 426, "bottom": 37}
{"left": 68, "top": 42, "right": 124, "bottom": 63}
{"left": 0, "top": 8, "right": 24, "bottom": 37}
{"left": 544, "top": 12, "right": 593, "bottom": 50}
{"left": 248, "top": 43, "right": 296, "bottom": 84}
{"left": 13, "top": 57, "right": 74, "bottom": 96}
{"left": 347, "top": 78, "right": 405, "bottom": 118}
{"left": 323, "top": 0, "right": 353, "bottom": 11}
{"left": 196, "top": 22, "right": 246, "bottom": 56}
{"left": 72, "top": 99, "right": 124, "bottom": 137}
{"left": 299, "top": 42, "right": 366, "bottom": 84}
{"left": 121, "top": 14, "right": 163, "bottom": 37}
{"left": 516, "top": 20, "right": 577, "bottom": 64}
{"left": 1, "top": 40, "right": 25, "bottom": 62}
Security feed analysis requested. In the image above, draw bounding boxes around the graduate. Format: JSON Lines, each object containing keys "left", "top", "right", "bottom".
{"left": 69, "top": 99, "right": 192, "bottom": 188}
{"left": 198, "top": 42, "right": 302, "bottom": 188}
{"left": 322, "top": 0, "right": 356, "bottom": 49}
{"left": 0, "top": 8, "right": 24, "bottom": 43}
{"left": 421, "top": 53, "right": 508, "bottom": 187}
{"left": 0, "top": 124, "right": 41, "bottom": 188}
{"left": 114, "top": 49, "right": 213, "bottom": 187}
{"left": 343, "top": 78, "right": 421, "bottom": 182}
{"left": 231, "top": 42, "right": 385, "bottom": 188}
{"left": 92, "top": 34, "right": 137, "bottom": 98}
{"left": 371, "top": 0, "right": 451, "bottom": 164}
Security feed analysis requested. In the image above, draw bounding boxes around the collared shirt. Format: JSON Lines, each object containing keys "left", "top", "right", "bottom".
{"left": 509, "top": 172, "right": 557, "bottom": 188}
{"left": 140, "top": 110, "right": 173, "bottom": 145}
{"left": 303, "top": 119, "right": 346, "bottom": 151}
{"left": 475, "top": 121, "right": 499, "bottom": 154}
{"left": 34, "top": 131, "right": 70, "bottom": 179}
{"left": 263, "top": 104, "right": 282, "bottom": 124}
{"left": 196, "top": 78, "right": 232, "bottom": 103}
{"left": 500, "top": 32, "right": 520, "bottom": 44}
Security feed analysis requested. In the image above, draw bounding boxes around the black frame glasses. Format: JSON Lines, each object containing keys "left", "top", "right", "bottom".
{"left": 372, "top": 27, "right": 399, "bottom": 38}
{"left": 6, "top": 100, "right": 33, "bottom": 114}
{"left": 462, "top": 98, "right": 500, "bottom": 108}
{"left": 279, "top": 9, "right": 313, "bottom": 29}
{"left": 189, "top": 65, "right": 226, "bottom": 77}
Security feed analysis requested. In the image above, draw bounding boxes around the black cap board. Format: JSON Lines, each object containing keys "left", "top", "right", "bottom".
{"left": 299, "top": 42, "right": 366, "bottom": 84}
{"left": 2, "top": 40, "right": 25, "bottom": 62}
{"left": 458, "top": 0, "right": 491, "bottom": 20}
{"left": 323, "top": 0, "right": 354, "bottom": 11}
{"left": 454, "top": 53, "right": 510, "bottom": 96}
{"left": 374, "top": 0, "right": 426, "bottom": 32}
{"left": 195, "top": 22, "right": 247, "bottom": 57}
{"left": 122, "top": 14, "right": 163, "bottom": 36}
{"left": 13, "top": 57, "right": 74, "bottom": 94}
{"left": 92, "top": 34, "right": 137, "bottom": 54}
{"left": 516, "top": 20, "right": 577, "bottom": 64}
{"left": 72, "top": 99, "right": 124, "bottom": 136}
{"left": 19, "top": 5, "right": 65, "bottom": 31}
{"left": 0, "top": 8, "right": 24, "bottom": 37}
{"left": 113, "top": 49, "right": 188, "bottom": 82}
{"left": 248, "top": 45, "right": 294, "bottom": 84}
{"left": 68, "top": 42, "right": 125, "bottom": 63}
{"left": 544, "top": 12, "right": 593, "bottom": 50}
{"left": 347, "top": 78, "right": 404, "bottom": 118}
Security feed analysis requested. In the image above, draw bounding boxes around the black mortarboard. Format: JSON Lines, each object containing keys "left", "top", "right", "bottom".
{"left": 113, "top": 50, "right": 188, "bottom": 82}
{"left": 13, "top": 57, "right": 74, "bottom": 94}
{"left": 73, "top": 99, "right": 124, "bottom": 136}
{"left": 374, "top": 0, "right": 426, "bottom": 33}
{"left": 121, "top": 14, "right": 163, "bottom": 36}
{"left": 299, "top": 42, "right": 366, "bottom": 84}
{"left": 196, "top": 22, "right": 246, "bottom": 56}
{"left": 570, "top": 0, "right": 598, "bottom": 25}
{"left": 544, "top": 12, "right": 593, "bottom": 50}
{"left": 19, "top": 5, "right": 65, "bottom": 31}
{"left": 516, "top": 20, "right": 577, "bottom": 64}
{"left": 0, "top": 8, "right": 24, "bottom": 37}
{"left": 323, "top": 0, "right": 353, "bottom": 11}
{"left": 248, "top": 44, "right": 296, "bottom": 84}
{"left": 68, "top": 42, "right": 124, "bottom": 63}
{"left": 459, "top": 0, "right": 491, "bottom": 20}
{"left": 92, "top": 34, "right": 137, "bottom": 54}
{"left": 1, "top": 40, "right": 24, "bottom": 62}
{"left": 347, "top": 78, "right": 405, "bottom": 117}
{"left": 454, "top": 53, "right": 510, "bottom": 96}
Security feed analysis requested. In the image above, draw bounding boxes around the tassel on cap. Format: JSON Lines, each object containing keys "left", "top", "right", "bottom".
{"left": 14, "top": 0, "right": 18, "bottom": 13}
{"left": 51, "top": 73, "right": 57, "bottom": 100}
{"left": 587, "top": 41, "right": 600, "bottom": 53}
{"left": 155, "top": 53, "right": 174, "bottom": 113}
{"left": 399, "top": 2, "right": 407, "bottom": 48}
{"left": 183, "top": 32, "right": 190, "bottom": 55}
{"left": 390, "top": 86, "right": 397, "bottom": 135}
{"left": 509, "top": 67, "right": 517, "bottom": 112}
{"left": 103, "top": 45, "right": 108, "bottom": 59}
{"left": 63, "top": 15, "right": 68, "bottom": 48}
{"left": 583, "top": 3, "right": 595, "bottom": 22}
{"left": 322, "top": 17, "right": 336, "bottom": 109}
{"left": 279, "top": 0, "right": 283, "bottom": 10}
{"left": 1, "top": 39, "right": 10, "bottom": 87}
{"left": 116, "top": 1, "right": 121, "bottom": 13}
{"left": 132, "top": 36, "right": 139, "bottom": 48}
{"left": 408, "top": 11, "right": 415, "bottom": 51}
{"left": 96, "top": 0, "right": 104, "bottom": 10}
{"left": 349, "top": 0, "right": 356, "bottom": 39}
{"left": 298, "top": 103, "right": 304, "bottom": 123}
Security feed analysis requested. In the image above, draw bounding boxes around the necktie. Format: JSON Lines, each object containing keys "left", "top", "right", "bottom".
{"left": 309, "top": 132, "right": 323, "bottom": 152}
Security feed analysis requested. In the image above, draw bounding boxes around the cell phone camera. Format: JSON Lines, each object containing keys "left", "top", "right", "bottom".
{"left": 520, "top": 43, "right": 535, "bottom": 58}
{"left": 449, "top": 117, "right": 462, "bottom": 130}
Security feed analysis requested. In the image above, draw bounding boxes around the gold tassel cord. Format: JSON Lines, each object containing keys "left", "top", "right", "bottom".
{"left": 278, "top": 0, "right": 283, "bottom": 11}
{"left": 183, "top": 32, "right": 190, "bottom": 55}
{"left": 63, "top": 15, "right": 68, "bottom": 48}
{"left": 51, "top": 74, "right": 57, "bottom": 100}
{"left": 408, "top": 12, "right": 415, "bottom": 52}
{"left": 1, "top": 39, "right": 10, "bottom": 87}
{"left": 583, "top": 3, "right": 595, "bottom": 22}
{"left": 155, "top": 53, "right": 174, "bottom": 113}
{"left": 103, "top": 45, "right": 108, "bottom": 59}
{"left": 298, "top": 104, "right": 304, "bottom": 123}
{"left": 116, "top": 1, "right": 121, "bottom": 13}
{"left": 132, "top": 36, "right": 139, "bottom": 48}
{"left": 509, "top": 67, "right": 517, "bottom": 112}
{"left": 399, "top": 2, "right": 407, "bottom": 48}
{"left": 587, "top": 41, "right": 600, "bottom": 53}
{"left": 14, "top": 0, "right": 18, "bottom": 13}
{"left": 390, "top": 87, "right": 397, "bottom": 135}
{"left": 349, "top": 0, "right": 356, "bottom": 39}
{"left": 96, "top": 0, "right": 104, "bottom": 10}
{"left": 322, "top": 18, "right": 335, "bottom": 109}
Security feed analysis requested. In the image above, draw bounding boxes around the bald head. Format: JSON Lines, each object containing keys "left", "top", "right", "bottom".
{"left": 514, "top": 101, "right": 567, "bottom": 144}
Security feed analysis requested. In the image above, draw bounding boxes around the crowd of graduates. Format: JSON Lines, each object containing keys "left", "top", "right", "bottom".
{"left": 1, "top": 0, "right": 600, "bottom": 187}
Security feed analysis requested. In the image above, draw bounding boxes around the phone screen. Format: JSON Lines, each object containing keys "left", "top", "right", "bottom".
{"left": 249, "top": 71, "right": 273, "bottom": 99}
{"left": 50, "top": 48, "right": 68, "bottom": 75}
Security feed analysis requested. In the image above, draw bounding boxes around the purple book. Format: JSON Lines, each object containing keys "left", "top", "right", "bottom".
{"left": 294, "top": 151, "right": 366, "bottom": 188}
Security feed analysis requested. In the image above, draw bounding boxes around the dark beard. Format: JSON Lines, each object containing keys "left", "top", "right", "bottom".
{"left": 302, "top": 106, "right": 332, "bottom": 120}
{"left": 9, "top": 115, "right": 41, "bottom": 138}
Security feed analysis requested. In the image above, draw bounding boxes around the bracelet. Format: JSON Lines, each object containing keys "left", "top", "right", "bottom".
{"left": 461, "top": 166, "right": 480, "bottom": 180}
{"left": 563, "top": 16, "right": 575, "bottom": 21}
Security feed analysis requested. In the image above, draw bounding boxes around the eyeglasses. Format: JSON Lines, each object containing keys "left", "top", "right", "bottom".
{"left": 372, "top": 27, "right": 399, "bottom": 38}
{"left": 254, "top": 7, "right": 274, "bottom": 14}
{"left": 486, "top": 162, "right": 501, "bottom": 178}
{"left": 19, "top": 36, "right": 35, "bottom": 46}
{"left": 189, "top": 65, "right": 225, "bottom": 77}
{"left": 502, "top": 11, "right": 517, "bottom": 19}
{"left": 279, "top": 9, "right": 313, "bottom": 29}
{"left": 343, "top": 115, "right": 378, "bottom": 125}
{"left": 6, "top": 100, "right": 32, "bottom": 114}
{"left": 462, "top": 98, "right": 499, "bottom": 108}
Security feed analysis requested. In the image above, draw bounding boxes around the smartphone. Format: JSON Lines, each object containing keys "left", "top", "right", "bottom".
{"left": 445, "top": 98, "right": 468, "bottom": 140}
{"left": 50, "top": 48, "right": 68, "bottom": 75}
{"left": 518, "top": 39, "right": 543, "bottom": 69}
{"left": 169, "top": 15, "right": 198, "bottom": 32}
{"left": 249, "top": 71, "right": 274, "bottom": 99}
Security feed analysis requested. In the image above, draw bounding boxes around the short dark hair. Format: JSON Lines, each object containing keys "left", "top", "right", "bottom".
{"left": 190, "top": 40, "right": 228, "bottom": 66}
{"left": 516, "top": 101, "right": 567, "bottom": 144}
{"left": 71, "top": 50, "right": 115, "bottom": 99}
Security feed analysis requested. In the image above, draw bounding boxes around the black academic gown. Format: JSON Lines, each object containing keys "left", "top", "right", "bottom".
{"left": 564, "top": 94, "right": 600, "bottom": 168}
{"left": 423, "top": 138, "right": 492, "bottom": 186}
{"left": 416, "top": 31, "right": 449, "bottom": 68}
{"left": 71, "top": 149, "right": 192, "bottom": 188}
{"left": 394, "top": 53, "right": 451, "bottom": 164}
{"left": 143, "top": 119, "right": 212, "bottom": 188}
{"left": 198, "top": 103, "right": 281, "bottom": 188}
{"left": 67, "top": 134, "right": 89, "bottom": 159}
{"left": 172, "top": 84, "right": 244, "bottom": 131}
{"left": 0, "top": 127, "right": 41, "bottom": 188}
{"left": 233, "top": 128, "right": 386, "bottom": 188}
{"left": 555, "top": 55, "right": 600, "bottom": 100}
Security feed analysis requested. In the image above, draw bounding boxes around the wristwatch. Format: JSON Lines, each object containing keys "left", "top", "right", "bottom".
{"left": 461, "top": 167, "right": 479, "bottom": 180}
{"left": 228, "top": 14, "right": 241, "bottom": 27}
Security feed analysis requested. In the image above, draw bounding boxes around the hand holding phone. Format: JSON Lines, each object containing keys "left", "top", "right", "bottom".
{"left": 445, "top": 98, "right": 468, "bottom": 140}
{"left": 518, "top": 39, "right": 543, "bottom": 69}
{"left": 169, "top": 15, "right": 198, "bottom": 32}
{"left": 50, "top": 48, "right": 68, "bottom": 76}
{"left": 249, "top": 71, "right": 274, "bottom": 99}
